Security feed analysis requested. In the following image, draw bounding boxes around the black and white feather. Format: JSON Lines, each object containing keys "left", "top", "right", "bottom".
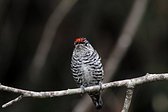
{"left": 71, "top": 37, "right": 104, "bottom": 109}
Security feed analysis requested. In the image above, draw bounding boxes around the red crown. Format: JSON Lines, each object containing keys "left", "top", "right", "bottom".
{"left": 75, "top": 37, "right": 86, "bottom": 43}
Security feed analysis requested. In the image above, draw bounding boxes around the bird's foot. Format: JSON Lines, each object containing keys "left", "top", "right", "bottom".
{"left": 99, "top": 82, "right": 103, "bottom": 92}
{"left": 80, "top": 85, "right": 85, "bottom": 95}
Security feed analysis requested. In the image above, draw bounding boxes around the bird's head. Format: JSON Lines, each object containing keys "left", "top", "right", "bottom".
{"left": 73, "top": 37, "right": 94, "bottom": 55}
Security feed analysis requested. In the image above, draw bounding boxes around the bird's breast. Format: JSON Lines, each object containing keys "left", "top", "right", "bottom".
{"left": 81, "top": 64, "right": 93, "bottom": 83}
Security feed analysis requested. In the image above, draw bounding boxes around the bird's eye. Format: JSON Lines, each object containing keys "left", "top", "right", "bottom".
{"left": 84, "top": 42, "right": 88, "bottom": 46}
{"left": 74, "top": 42, "right": 77, "bottom": 46}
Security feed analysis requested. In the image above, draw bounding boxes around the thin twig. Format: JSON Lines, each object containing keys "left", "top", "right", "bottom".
{"left": 2, "top": 95, "right": 23, "bottom": 108}
{"left": 121, "top": 87, "right": 134, "bottom": 112}
{"left": 1, "top": 73, "right": 168, "bottom": 108}
{"left": 73, "top": 0, "right": 149, "bottom": 111}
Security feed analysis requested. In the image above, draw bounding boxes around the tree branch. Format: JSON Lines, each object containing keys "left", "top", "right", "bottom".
{"left": 2, "top": 95, "right": 23, "bottom": 108}
{"left": 121, "top": 87, "right": 134, "bottom": 112}
{"left": 1, "top": 73, "right": 168, "bottom": 109}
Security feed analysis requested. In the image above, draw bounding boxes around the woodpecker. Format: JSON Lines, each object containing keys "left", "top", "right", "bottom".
{"left": 71, "top": 37, "right": 104, "bottom": 109}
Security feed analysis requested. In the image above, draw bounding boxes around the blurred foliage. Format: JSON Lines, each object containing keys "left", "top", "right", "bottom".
{"left": 0, "top": 0, "right": 168, "bottom": 112}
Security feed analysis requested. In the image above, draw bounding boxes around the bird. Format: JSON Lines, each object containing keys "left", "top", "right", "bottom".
{"left": 71, "top": 37, "right": 104, "bottom": 109}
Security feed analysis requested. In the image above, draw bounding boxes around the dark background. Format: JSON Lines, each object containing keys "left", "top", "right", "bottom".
{"left": 0, "top": 0, "right": 168, "bottom": 112}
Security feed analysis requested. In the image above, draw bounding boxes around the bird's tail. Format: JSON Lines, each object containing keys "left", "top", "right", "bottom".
{"left": 89, "top": 92, "right": 103, "bottom": 109}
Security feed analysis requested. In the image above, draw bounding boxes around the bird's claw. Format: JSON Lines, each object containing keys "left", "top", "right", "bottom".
{"left": 80, "top": 85, "right": 85, "bottom": 94}
{"left": 99, "top": 82, "right": 103, "bottom": 92}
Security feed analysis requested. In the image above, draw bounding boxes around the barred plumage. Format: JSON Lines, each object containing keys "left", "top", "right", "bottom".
{"left": 71, "top": 37, "right": 104, "bottom": 109}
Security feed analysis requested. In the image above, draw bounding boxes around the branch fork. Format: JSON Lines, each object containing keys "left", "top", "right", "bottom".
{"left": 1, "top": 73, "right": 168, "bottom": 110}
